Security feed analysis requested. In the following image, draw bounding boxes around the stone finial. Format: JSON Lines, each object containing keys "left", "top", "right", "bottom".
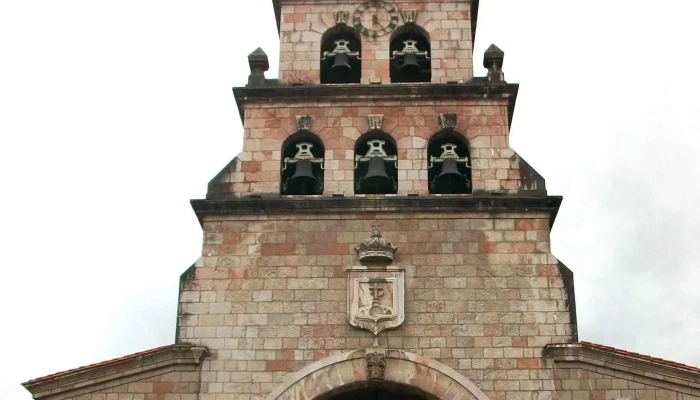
{"left": 438, "top": 113, "right": 458, "bottom": 131}
{"left": 365, "top": 348, "right": 387, "bottom": 380}
{"left": 483, "top": 44, "right": 505, "bottom": 83}
{"left": 367, "top": 114, "right": 384, "bottom": 131}
{"left": 296, "top": 115, "right": 313, "bottom": 131}
{"left": 401, "top": 9, "right": 417, "bottom": 24}
{"left": 247, "top": 48, "right": 269, "bottom": 87}
{"left": 335, "top": 10, "right": 349, "bottom": 25}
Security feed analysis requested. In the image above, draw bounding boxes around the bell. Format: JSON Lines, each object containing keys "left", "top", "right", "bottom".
{"left": 286, "top": 159, "right": 318, "bottom": 195}
{"left": 434, "top": 158, "right": 466, "bottom": 194}
{"left": 331, "top": 52, "right": 352, "bottom": 70}
{"left": 399, "top": 53, "right": 421, "bottom": 75}
{"left": 359, "top": 158, "right": 393, "bottom": 194}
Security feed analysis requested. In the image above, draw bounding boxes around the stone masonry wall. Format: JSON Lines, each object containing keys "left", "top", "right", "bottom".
{"left": 553, "top": 367, "right": 700, "bottom": 400}
{"left": 278, "top": 0, "right": 474, "bottom": 84}
{"left": 56, "top": 370, "right": 201, "bottom": 400}
{"left": 214, "top": 99, "right": 522, "bottom": 197}
{"left": 177, "top": 211, "right": 574, "bottom": 400}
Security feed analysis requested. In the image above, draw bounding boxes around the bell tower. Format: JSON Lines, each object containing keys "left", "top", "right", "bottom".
{"left": 23, "top": 3, "right": 700, "bottom": 400}
{"left": 208, "top": 0, "right": 547, "bottom": 198}
{"left": 187, "top": 1, "right": 575, "bottom": 399}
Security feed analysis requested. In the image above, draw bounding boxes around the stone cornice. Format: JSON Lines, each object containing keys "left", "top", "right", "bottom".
{"left": 22, "top": 345, "right": 208, "bottom": 400}
{"left": 190, "top": 195, "right": 561, "bottom": 226}
{"left": 545, "top": 343, "right": 700, "bottom": 392}
{"left": 232, "top": 82, "right": 519, "bottom": 128}
{"left": 271, "top": 0, "right": 481, "bottom": 43}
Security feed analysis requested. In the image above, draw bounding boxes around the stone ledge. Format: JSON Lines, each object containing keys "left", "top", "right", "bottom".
{"left": 22, "top": 345, "right": 207, "bottom": 400}
{"left": 232, "top": 81, "right": 519, "bottom": 127}
{"left": 191, "top": 194, "right": 562, "bottom": 226}
{"left": 545, "top": 343, "right": 700, "bottom": 392}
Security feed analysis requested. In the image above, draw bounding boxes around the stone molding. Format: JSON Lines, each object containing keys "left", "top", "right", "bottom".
{"left": 262, "top": 349, "right": 492, "bottom": 400}
{"left": 22, "top": 345, "right": 208, "bottom": 400}
{"left": 192, "top": 195, "right": 562, "bottom": 226}
{"left": 232, "top": 82, "right": 519, "bottom": 128}
{"left": 546, "top": 343, "right": 700, "bottom": 392}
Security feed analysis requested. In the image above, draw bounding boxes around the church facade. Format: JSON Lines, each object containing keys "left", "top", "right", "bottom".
{"left": 23, "top": 1, "right": 700, "bottom": 400}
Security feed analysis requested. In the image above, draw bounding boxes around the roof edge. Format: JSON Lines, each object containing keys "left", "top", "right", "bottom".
{"left": 545, "top": 342, "right": 700, "bottom": 387}
{"left": 22, "top": 345, "right": 208, "bottom": 398}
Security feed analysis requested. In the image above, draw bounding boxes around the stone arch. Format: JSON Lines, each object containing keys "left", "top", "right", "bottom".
{"left": 427, "top": 128, "right": 472, "bottom": 194}
{"left": 280, "top": 130, "right": 325, "bottom": 195}
{"left": 354, "top": 130, "right": 398, "bottom": 194}
{"left": 320, "top": 24, "right": 361, "bottom": 84}
{"left": 389, "top": 23, "right": 431, "bottom": 83}
{"left": 263, "top": 349, "right": 491, "bottom": 400}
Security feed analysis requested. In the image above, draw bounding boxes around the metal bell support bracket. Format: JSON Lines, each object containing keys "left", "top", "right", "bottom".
{"left": 283, "top": 142, "right": 325, "bottom": 169}
{"left": 354, "top": 139, "right": 398, "bottom": 169}
{"left": 390, "top": 40, "right": 430, "bottom": 61}
{"left": 321, "top": 39, "right": 361, "bottom": 61}
{"left": 429, "top": 143, "right": 470, "bottom": 169}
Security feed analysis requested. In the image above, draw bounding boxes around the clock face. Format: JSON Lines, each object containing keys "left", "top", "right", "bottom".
{"left": 353, "top": 1, "right": 399, "bottom": 37}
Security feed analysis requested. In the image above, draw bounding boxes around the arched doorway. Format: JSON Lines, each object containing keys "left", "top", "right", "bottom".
{"left": 263, "top": 349, "right": 490, "bottom": 400}
{"left": 318, "top": 382, "right": 438, "bottom": 400}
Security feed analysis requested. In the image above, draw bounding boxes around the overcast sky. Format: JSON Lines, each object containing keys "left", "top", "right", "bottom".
{"left": 1, "top": 1, "right": 699, "bottom": 399}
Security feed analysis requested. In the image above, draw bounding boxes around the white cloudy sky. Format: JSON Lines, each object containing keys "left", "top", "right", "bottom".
{"left": 1, "top": 1, "right": 699, "bottom": 399}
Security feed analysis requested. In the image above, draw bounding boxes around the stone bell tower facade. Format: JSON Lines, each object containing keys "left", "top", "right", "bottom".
{"left": 23, "top": 1, "right": 700, "bottom": 400}
{"left": 183, "top": 0, "right": 575, "bottom": 398}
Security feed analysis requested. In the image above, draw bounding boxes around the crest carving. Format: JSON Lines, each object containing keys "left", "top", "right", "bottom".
{"left": 367, "top": 114, "right": 384, "bottom": 131}
{"left": 335, "top": 11, "right": 349, "bottom": 25}
{"left": 438, "top": 113, "right": 458, "bottom": 131}
{"left": 296, "top": 115, "right": 313, "bottom": 131}
{"left": 347, "top": 267, "right": 405, "bottom": 336}
{"left": 401, "top": 9, "right": 417, "bottom": 24}
{"left": 355, "top": 222, "right": 397, "bottom": 262}
{"left": 365, "top": 348, "right": 386, "bottom": 380}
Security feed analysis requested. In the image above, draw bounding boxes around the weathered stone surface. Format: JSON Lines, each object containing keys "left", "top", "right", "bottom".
{"left": 277, "top": 1, "right": 474, "bottom": 84}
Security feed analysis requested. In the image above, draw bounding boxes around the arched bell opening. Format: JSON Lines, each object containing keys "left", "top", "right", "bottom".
{"left": 320, "top": 25, "right": 362, "bottom": 84}
{"left": 280, "top": 131, "right": 325, "bottom": 195}
{"left": 389, "top": 24, "right": 431, "bottom": 83}
{"left": 354, "top": 131, "right": 398, "bottom": 195}
{"left": 316, "top": 381, "right": 439, "bottom": 400}
{"left": 427, "top": 130, "right": 472, "bottom": 194}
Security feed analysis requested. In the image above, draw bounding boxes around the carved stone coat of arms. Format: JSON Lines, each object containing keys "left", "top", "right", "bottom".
{"left": 347, "top": 268, "right": 405, "bottom": 336}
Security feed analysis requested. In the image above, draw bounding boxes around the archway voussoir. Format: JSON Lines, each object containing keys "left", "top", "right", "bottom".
{"left": 264, "top": 350, "right": 490, "bottom": 400}
{"left": 350, "top": 357, "right": 367, "bottom": 382}
{"left": 445, "top": 387, "right": 472, "bottom": 400}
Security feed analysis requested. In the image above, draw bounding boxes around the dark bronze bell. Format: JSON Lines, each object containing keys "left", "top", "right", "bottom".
{"left": 399, "top": 53, "right": 422, "bottom": 75}
{"left": 434, "top": 158, "right": 466, "bottom": 193}
{"left": 331, "top": 52, "right": 352, "bottom": 70}
{"left": 286, "top": 159, "right": 318, "bottom": 195}
{"left": 360, "top": 158, "right": 393, "bottom": 194}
